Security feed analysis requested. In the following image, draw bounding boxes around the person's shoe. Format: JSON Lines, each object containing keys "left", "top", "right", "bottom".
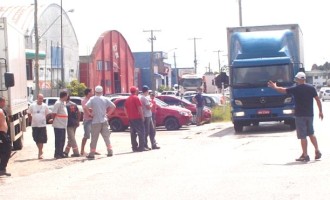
{"left": 71, "top": 153, "right": 80, "bottom": 157}
{"left": 0, "top": 170, "right": 11, "bottom": 176}
{"left": 295, "top": 155, "right": 310, "bottom": 162}
{"left": 132, "top": 147, "right": 139, "bottom": 152}
{"left": 54, "top": 154, "right": 62, "bottom": 159}
{"left": 86, "top": 154, "right": 95, "bottom": 159}
{"left": 315, "top": 150, "right": 322, "bottom": 160}
{"left": 38, "top": 153, "right": 44, "bottom": 159}
{"left": 62, "top": 152, "right": 69, "bottom": 158}
{"left": 145, "top": 146, "right": 151, "bottom": 150}
{"left": 94, "top": 152, "right": 101, "bottom": 155}
{"left": 107, "top": 149, "right": 113, "bottom": 157}
{"left": 152, "top": 145, "right": 160, "bottom": 150}
{"left": 137, "top": 147, "right": 150, "bottom": 152}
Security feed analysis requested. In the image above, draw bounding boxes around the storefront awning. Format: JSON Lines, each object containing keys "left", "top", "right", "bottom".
{"left": 25, "top": 49, "right": 46, "bottom": 59}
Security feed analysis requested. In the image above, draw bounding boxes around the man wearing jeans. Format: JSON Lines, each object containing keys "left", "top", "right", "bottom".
{"left": 81, "top": 88, "right": 93, "bottom": 156}
{"left": 268, "top": 72, "right": 323, "bottom": 162}
{"left": 86, "top": 86, "right": 116, "bottom": 159}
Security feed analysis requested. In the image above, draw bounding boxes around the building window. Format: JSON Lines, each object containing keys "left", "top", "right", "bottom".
{"left": 105, "top": 61, "right": 111, "bottom": 71}
{"left": 97, "top": 60, "right": 103, "bottom": 71}
{"left": 314, "top": 76, "right": 318, "bottom": 79}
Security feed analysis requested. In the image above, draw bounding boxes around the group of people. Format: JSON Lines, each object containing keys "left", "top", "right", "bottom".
{"left": 26, "top": 86, "right": 116, "bottom": 161}
{"left": 124, "top": 85, "right": 160, "bottom": 152}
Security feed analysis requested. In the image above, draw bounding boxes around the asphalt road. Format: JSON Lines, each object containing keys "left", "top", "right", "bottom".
{"left": 1, "top": 105, "right": 330, "bottom": 200}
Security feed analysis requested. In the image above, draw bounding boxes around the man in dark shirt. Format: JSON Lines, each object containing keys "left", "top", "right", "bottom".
{"left": 268, "top": 72, "right": 323, "bottom": 162}
{"left": 193, "top": 88, "right": 205, "bottom": 126}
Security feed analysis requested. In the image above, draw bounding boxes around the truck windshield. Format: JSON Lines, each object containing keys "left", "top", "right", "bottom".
{"left": 181, "top": 79, "right": 203, "bottom": 88}
{"left": 232, "top": 64, "right": 292, "bottom": 88}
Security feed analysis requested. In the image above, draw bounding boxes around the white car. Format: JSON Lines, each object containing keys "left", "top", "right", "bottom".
{"left": 43, "top": 96, "right": 84, "bottom": 121}
{"left": 319, "top": 87, "right": 330, "bottom": 98}
{"left": 321, "top": 89, "right": 330, "bottom": 101}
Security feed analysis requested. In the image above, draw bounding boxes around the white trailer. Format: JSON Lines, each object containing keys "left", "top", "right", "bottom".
{"left": 0, "top": 17, "right": 28, "bottom": 150}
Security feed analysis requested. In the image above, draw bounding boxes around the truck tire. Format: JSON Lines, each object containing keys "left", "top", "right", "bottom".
{"left": 165, "top": 117, "right": 180, "bottom": 130}
{"left": 109, "top": 118, "right": 124, "bottom": 132}
{"left": 234, "top": 122, "right": 243, "bottom": 133}
{"left": 13, "top": 135, "right": 24, "bottom": 150}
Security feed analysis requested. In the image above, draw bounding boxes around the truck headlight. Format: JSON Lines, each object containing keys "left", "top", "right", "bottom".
{"left": 179, "top": 111, "right": 189, "bottom": 116}
{"left": 233, "top": 111, "right": 245, "bottom": 117}
{"left": 234, "top": 100, "right": 243, "bottom": 106}
{"left": 283, "top": 109, "right": 294, "bottom": 114}
{"left": 284, "top": 97, "right": 293, "bottom": 103}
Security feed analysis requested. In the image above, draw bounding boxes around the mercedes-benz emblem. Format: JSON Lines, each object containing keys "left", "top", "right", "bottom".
{"left": 260, "top": 97, "right": 266, "bottom": 104}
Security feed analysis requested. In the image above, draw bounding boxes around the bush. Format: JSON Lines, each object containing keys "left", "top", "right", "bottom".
{"left": 211, "top": 104, "right": 231, "bottom": 122}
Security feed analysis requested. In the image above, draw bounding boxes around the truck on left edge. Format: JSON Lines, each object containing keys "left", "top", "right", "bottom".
{"left": 0, "top": 17, "right": 28, "bottom": 150}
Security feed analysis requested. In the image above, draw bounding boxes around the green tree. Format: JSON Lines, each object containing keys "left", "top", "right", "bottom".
{"left": 66, "top": 80, "right": 87, "bottom": 97}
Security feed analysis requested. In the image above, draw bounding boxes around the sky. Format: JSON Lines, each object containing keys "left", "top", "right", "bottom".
{"left": 3, "top": 0, "right": 330, "bottom": 73}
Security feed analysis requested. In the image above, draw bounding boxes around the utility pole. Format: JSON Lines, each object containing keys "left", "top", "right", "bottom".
{"left": 173, "top": 52, "right": 179, "bottom": 86}
{"left": 214, "top": 50, "right": 223, "bottom": 73}
{"left": 60, "top": 0, "right": 64, "bottom": 88}
{"left": 144, "top": 29, "right": 161, "bottom": 91}
{"left": 34, "top": 0, "right": 40, "bottom": 97}
{"left": 189, "top": 37, "right": 201, "bottom": 74}
{"left": 238, "top": 0, "right": 243, "bottom": 26}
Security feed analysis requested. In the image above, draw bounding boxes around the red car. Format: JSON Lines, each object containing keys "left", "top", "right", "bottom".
{"left": 156, "top": 95, "right": 212, "bottom": 124}
{"left": 108, "top": 96, "right": 193, "bottom": 131}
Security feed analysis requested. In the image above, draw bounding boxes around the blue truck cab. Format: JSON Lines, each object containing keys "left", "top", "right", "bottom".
{"left": 226, "top": 24, "right": 304, "bottom": 132}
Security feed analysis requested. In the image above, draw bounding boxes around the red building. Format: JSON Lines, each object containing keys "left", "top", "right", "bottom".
{"left": 79, "top": 30, "right": 135, "bottom": 94}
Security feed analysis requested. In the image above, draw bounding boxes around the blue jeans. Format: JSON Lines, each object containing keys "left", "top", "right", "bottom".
{"left": 54, "top": 128, "right": 66, "bottom": 157}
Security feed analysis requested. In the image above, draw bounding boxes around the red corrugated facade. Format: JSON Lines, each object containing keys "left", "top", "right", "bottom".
{"left": 79, "top": 30, "right": 135, "bottom": 94}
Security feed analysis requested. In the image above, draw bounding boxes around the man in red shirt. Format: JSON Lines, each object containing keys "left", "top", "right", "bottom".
{"left": 124, "top": 86, "right": 149, "bottom": 152}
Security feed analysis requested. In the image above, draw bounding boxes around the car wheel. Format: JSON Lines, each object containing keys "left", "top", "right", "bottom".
{"left": 165, "top": 117, "right": 180, "bottom": 130}
{"left": 109, "top": 118, "right": 124, "bottom": 132}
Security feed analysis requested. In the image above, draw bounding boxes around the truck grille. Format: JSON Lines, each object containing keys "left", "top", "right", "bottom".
{"left": 238, "top": 95, "right": 291, "bottom": 109}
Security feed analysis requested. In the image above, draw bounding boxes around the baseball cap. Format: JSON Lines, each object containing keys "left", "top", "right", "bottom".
{"left": 95, "top": 85, "right": 103, "bottom": 93}
{"left": 130, "top": 86, "right": 138, "bottom": 93}
{"left": 295, "top": 72, "right": 306, "bottom": 80}
{"left": 142, "top": 85, "right": 149, "bottom": 92}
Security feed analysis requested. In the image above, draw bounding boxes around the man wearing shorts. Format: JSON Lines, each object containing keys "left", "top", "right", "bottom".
{"left": 268, "top": 72, "right": 323, "bottom": 162}
{"left": 28, "top": 94, "right": 50, "bottom": 159}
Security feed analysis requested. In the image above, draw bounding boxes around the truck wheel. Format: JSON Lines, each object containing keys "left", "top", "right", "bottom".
{"left": 109, "top": 118, "right": 124, "bottom": 132}
{"left": 13, "top": 135, "right": 24, "bottom": 150}
{"left": 234, "top": 122, "right": 243, "bottom": 133}
{"left": 165, "top": 117, "right": 180, "bottom": 130}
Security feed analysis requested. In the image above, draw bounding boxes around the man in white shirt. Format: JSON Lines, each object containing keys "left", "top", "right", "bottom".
{"left": 27, "top": 94, "right": 50, "bottom": 159}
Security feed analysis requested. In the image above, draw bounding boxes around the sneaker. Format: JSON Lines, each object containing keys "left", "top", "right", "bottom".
{"left": 295, "top": 155, "right": 310, "bottom": 162}
{"left": 107, "top": 149, "right": 113, "bottom": 157}
{"left": 315, "top": 151, "right": 322, "bottom": 160}
{"left": 0, "top": 170, "right": 11, "bottom": 177}
{"left": 137, "top": 147, "right": 150, "bottom": 152}
{"left": 62, "top": 152, "right": 69, "bottom": 158}
{"left": 71, "top": 154, "right": 80, "bottom": 157}
{"left": 86, "top": 154, "right": 95, "bottom": 159}
{"left": 152, "top": 145, "right": 160, "bottom": 150}
{"left": 145, "top": 146, "right": 151, "bottom": 150}
{"left": 54, "top": 154, "right": 63, "bottom": 159}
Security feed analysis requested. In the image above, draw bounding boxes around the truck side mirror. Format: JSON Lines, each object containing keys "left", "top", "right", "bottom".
{"left": 5, "top": 72, "right": 15, "bottom": 88}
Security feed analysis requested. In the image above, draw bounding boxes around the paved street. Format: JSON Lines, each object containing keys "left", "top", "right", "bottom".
{"left": 1, "top": 108, "right": 330, "bottom": 199}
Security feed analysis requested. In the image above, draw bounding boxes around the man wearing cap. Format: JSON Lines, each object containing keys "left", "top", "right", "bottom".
{"left": 85, "top": 85, "right": 116, "bottom": 159}
{"left": 140, "top": 85, "right": 160, "bottom": 150}
{"left": 268, "top": 72, "right": 323, "bottom": 162}
{"left": 124, "top": 86, "right": 149, "bottom": 152}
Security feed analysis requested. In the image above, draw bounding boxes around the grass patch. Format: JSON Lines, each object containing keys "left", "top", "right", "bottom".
{"left": 211, "top": 104, "right": 231, "bottom": 122}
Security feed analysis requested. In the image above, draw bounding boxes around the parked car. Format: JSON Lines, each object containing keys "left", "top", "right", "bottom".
{"left": 184, "top": 95, "right": 219, "bottom": 108}
{"left": 321, "top": 89, "right": 330, "bottom": 101}
{"left": 108, "top": 96, "right": 192, "bottom": 131}
{"left": 43, "top": 96, "right": 84, "bottom": 122}
{"left": 156, "top": 95, "right": 212, "bottom": 124}
{"left": 319, "top": 87, "right": 330, "bottom": 98}
{"left": 161, "top": 91, "right": 177, "bottom": 95}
